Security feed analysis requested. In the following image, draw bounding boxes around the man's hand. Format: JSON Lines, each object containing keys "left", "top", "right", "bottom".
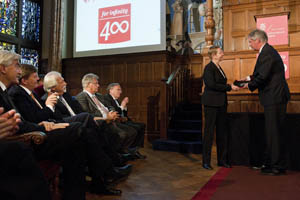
{"left": 45, "top": 92, "right": 58, "bottom": 107}
{"left": 107, "top": 111, "right": 119, "bottom": 121}
{"left": 231, "top": 84, "right": 240, "bottom": 91}
{"left": 242, "top": 83, "right": 249, "bottom": 89}
{"left": 0, "top": 108, "right": 21, "bottom": 139}
{"left": 38, "top": 121, "right": 69, "bottom": 131}
{"left": 121, "top": 97, "right": 129, "bottom": 108}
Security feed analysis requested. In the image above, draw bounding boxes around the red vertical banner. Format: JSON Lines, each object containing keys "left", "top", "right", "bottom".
{"left": 98, "top": 4, "right": 131, "bottom": 44}
{"left": 256, "top": 15, "right": 288, "bottom": 46}
{"left": 279, "top": 51, "right": 289, "bottom": 79}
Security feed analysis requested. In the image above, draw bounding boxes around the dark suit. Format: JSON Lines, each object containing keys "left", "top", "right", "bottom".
{"left": 8, "top": 86, "right": 115, "bottom": 180}
{"left": 8, "top": 85, "right": 58, "bottom": 123}
{"left": 76, "top": 91, "right": 137, "bottom": 150}
{"left": 41, "top": 92, "right": 123, "bottom": 165}
{"left": 248, "top": 43, "right": 290, "bottom": 170}
{"left": 0, "top": 88, "right": 86, "bottom": 200}
{"left": 0, "top": 141, "right": 51, "bottom": 200}
{"left": 102, "top": 93, "right": 145, "bottom": 147}
{"left": 202, "top": 61, "right": 232, "bottom": 166}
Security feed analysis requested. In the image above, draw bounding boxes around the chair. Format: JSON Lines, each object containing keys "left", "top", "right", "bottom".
{"left": 5, "top": 132, "right": 60, "bottom": 199}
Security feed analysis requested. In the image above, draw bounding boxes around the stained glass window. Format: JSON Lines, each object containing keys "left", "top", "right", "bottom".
{"left": 0, "top": 41, "right": 16, "bottom": 51}
{"left": 21, "top": 47, "right": 39, "bottom": 67}
{"left": 0, "top": 0, "right": 18, "bottom": 36}
{"left": 22, "top": 0, "right": 40, "bottom": 42}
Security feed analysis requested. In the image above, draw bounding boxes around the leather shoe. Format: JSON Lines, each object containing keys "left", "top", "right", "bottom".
{"left": 202, "top": 164, "right": 213, "bottom": 170}
{"left": 105, "top": 165, "right": 132, "bottom": 184}
{"left": 134, "top": 151, "right": 147, "bottom": 159}
{"left": 261, "top": 168, "right": 286, "bottom": 176}
{"left": 218, "top": 163, "right": 231, "bottom": 168}
{"left": 115, "top": 164, "right": 132, "bottom": 176}
{"left": 90, "top": 185, "right": 122, "bottom": 195}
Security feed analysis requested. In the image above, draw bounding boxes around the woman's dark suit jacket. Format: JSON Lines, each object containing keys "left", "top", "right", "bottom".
{"left": 201, "top": 61, "right": 232, "bottom": 107}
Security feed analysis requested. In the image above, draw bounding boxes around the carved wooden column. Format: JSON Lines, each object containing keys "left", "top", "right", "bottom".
{"left": 49, "top": 0, "right": 64, "bottom": 72}
{"left": 205, "top": 0, "right": 215, "bottom": 47}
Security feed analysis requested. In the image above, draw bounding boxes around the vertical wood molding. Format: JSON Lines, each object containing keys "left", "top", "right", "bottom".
{"left": 49, "top": 0, "right": 63, "bottom": 72}
{"left": 205, "top": 0, "right": 215, "bottom": 47}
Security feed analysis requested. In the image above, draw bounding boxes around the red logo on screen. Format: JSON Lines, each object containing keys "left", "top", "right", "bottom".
{"left": 98, "top": 4, "right": 131, "bottom": 44}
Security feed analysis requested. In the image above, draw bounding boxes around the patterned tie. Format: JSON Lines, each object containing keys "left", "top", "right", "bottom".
{"left": 59, "top": 96, "right": 76, "bottom": 116}
{"left": 30, "top": 93, "right": 43, "bottom": 109}
{"left": 92, "top": 95, "right": 109, "bottom": 116}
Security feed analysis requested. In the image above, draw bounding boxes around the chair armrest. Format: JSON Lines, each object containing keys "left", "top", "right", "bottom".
{"left": 4, "top": 131, "right": 47, "bottom": 145}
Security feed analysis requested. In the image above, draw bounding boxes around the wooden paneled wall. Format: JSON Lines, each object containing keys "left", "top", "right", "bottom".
{"left": 223, "top": 0, "right": 300, "bottom": 52}
{"left": 62, "top": 51, "right": 203, "bottom": 139}
{"left": 198, "top": 0, "right": 300, "bottom": 113}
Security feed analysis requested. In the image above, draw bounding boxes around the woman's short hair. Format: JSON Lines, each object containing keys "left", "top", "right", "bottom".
{"left": 82, "top": 73, "right": 99, "bottom": 89}
{"left": 208, "top": 45, "right": 221, "bottom": 59}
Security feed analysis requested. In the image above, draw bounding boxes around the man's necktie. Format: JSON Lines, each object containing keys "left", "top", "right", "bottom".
{"left": 30, "top": 93, "right": 43, "bottom": 109}
{"left": 92, "top": 95, "right": 109, "bottom": 116}
{"left": 59, "top": 96, "right": 76, "bottom": 116}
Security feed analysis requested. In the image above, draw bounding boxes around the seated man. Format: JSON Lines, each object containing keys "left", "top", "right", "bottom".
{"left": 103, "top": 83, "right": 146, "bottom": 159}
{"left": 76, "top": 73, "right": 138, "bottom": 155}
{"left": 1, "top": 50, "right": 121, "bottom": 198}
{"left": 0, "top": 107, "right": 51, "bottom": 200}
{"left": 42, "top": 71, "right": 129, "bottom": 166}
{"left": 8, "top": 64, "right": 130, "bottom": 194}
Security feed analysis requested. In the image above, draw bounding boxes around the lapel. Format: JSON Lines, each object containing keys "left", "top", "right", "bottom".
{"left": 18, "top": 86, "right": 43, "bottom": 109}
{"left": 254, "top": 43, "right": 268, "bottom": 73}
{"left": 85, "top": 92, "right": 98, "bottom": 110}
{"left": 211, "top": 62, "right": 226, "bottom": 81}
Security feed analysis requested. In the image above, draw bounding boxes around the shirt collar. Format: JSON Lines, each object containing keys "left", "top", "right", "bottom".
{"left": 84, "top": 90, "right": 94, "bottom": 98}
{"left": 0, "top": 81, "right": 7, "bottom": 91}
{"left": 20, "top": 85, "right": 32, "bottom": 95}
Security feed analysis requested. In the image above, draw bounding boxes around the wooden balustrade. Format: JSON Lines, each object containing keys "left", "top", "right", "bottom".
{"left": 147, "top": 65, "right": 189, "bottom": 139}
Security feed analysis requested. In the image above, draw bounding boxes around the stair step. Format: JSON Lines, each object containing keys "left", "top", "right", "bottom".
{"left": 152, "top": 139, "right": 202, "bottom": 154}
{"left": 173, "top": 111, "right": 202, "bottom": 120}
{"left": 170, "top": 120, "right": 202, "bottom": 130}
{"left": 167, "top": 129, "right": 202, "bottom": 141}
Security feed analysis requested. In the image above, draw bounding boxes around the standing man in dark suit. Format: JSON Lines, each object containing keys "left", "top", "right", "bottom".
{"left": 201, "top": 46, "right": 239, "bottom": 170}
{"left": 103, "top": 83, "right": 146, "bottom": 159}
{"left": 243, "top": 29, "right": 290, "bottom": 175}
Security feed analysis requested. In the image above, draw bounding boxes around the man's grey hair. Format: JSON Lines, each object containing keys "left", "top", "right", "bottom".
{"left": 248, "top": 29, "right": 268, "bottom": 43}
{"left": 0, "top": 50, "right": 21, "bottom": 66}
{"left": 107, "top": 83, "right": 120, "bottom": 92}
{"left": 43, "top": 71, "right": 62, "bottom": 92}
{"left": 82, "top": 73, "right": 99, "bottom": 89}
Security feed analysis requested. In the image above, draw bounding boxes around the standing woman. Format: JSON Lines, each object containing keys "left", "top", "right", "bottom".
{"left": 201, "top": 46, "right": 239, "bottom": 170}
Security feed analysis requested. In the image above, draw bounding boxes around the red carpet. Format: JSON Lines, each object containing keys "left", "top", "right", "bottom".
{"left": 192, "top": 166, "right": 300, "bottom": 200}
{"left": 191, "top": 167, "right": 232, "bottom": 200}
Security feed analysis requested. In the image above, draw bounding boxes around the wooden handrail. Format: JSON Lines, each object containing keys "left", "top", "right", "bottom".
{"left": 160, "top": 65, "right": 189, "bottom": 139}
{"left": 147, "top": 64, "right": 190, "bottom": 141}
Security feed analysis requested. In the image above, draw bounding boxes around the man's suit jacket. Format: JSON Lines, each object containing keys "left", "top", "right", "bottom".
{"left": 0, "top": 88, "right": 45, "bottom": 133}
{"left": 248, "top": 43, "right": 290, "bottom": 106}
{"left": 42, "top": 92, "right": 84, "bottom": 119}
{"left": 201, "top": 61, "right": 231, "bottom": 107}
{"left": 102, "top": 94, "right": 128, "bottom": 118}
{"left": 76, "top": 91, "right": 113, "bottom": 118}
{"left": 8, "top": 85, "right": 57, "bottom": 123}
